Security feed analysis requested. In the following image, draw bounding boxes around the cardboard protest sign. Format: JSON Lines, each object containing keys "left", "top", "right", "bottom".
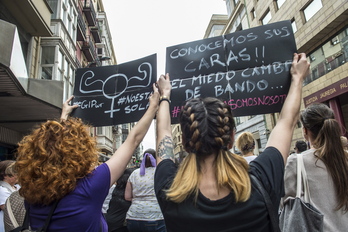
{"left": 71, "top": 54, "right": 157, "bottom": 127}
{"left": 166, "top": 20, "right": 296, "bottom": 123}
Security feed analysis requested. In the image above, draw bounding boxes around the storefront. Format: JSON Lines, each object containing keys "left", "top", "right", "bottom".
{"left": 303, "top": 76, "right": 348, "bottom": 136}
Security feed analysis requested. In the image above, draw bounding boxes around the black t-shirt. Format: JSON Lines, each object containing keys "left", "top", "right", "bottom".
{"left": 154, "top": 147, "right": 284, "bottom": 232}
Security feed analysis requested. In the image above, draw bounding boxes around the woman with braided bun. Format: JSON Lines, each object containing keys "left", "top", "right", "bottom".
{"left": 283, "top": 103, "right": 348, "bottom": 231}
{"left": 236, "top": 132, "right": 257, "bottom": 163}
{"left": 154, "top": 53, "right": 310, "bottom": 232}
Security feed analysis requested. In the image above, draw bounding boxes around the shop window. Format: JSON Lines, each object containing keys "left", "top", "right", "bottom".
{"left": 302, "top": 0, "right": 322, "bottom": 22}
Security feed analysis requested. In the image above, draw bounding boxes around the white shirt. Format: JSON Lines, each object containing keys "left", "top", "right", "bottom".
{"left": 126, "top": 167, "right": 163, "bottom": 221}
{"left": 0, "top": 181, "right": 18, "bottom": 232}
{"left": 102, "top": 184, "right": 115, "bottom": 214}
{"left": 243, "top": 155, "right": 257, "bottom": 164}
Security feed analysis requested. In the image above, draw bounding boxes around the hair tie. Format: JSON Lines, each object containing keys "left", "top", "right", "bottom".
{"left": 242, "top": 141, "right": 255, "bottom": 151}
{"left": 221, "top": 146, "right": 228, "bottom": 151}
{"left": 140, "top": 153, "right": 157, "bottom": 176}
{"left": 191, "top": 149, "right": 197, "bottom": 154}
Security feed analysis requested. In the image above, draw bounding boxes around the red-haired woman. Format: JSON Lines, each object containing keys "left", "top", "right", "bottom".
{"left": 15, "top": 85, "right": 159, "bottom": 232}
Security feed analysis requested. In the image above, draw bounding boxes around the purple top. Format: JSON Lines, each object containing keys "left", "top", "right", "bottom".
{"left": 28, "top": 163, "right": 110, "bottom": 231}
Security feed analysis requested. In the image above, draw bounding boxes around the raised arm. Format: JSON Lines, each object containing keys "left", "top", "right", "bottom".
{"left": 60, "top": 95, "right": 79, "bottom": 121}
{"left": 156, "top": 74, "right": 174, "bottom": 164}
{"left": 106, "top": 84, "right": 159, "bottom": 186}
{"left": 266, "top": 53, "right": 310, "bottom": 163}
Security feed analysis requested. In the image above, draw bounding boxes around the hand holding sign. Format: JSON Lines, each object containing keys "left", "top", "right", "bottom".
{"left": 157, "top": 74, "right": 172, "bottom": 98}
{"left": 166, "top": 20, "right": 297, "bottom": 123}
{"left": 72, "top": 21, "right": 297, "bottom": 127}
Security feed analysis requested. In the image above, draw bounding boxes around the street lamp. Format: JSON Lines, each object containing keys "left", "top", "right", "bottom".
{"left": 87, "top": 56, "right": 111, "bottom": 67}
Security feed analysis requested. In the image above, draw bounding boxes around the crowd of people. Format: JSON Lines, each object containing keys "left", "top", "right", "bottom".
{"left": 0, "top": 53, "right": 347, "bottom": 231}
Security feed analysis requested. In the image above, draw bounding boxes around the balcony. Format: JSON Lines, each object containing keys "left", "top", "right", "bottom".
{"left": 81, "top": 36, "right": 96, "bottom": 62}
{"left": 2, "top": 0, "right": 52, "bottom": 36}
{"left": 90, "top": 25, "right": 101, "bottom": 43}
{"left": 77, "top": 10, "right": 87, "bottom": 41}
{"left": 83, "top": 0, "right": 97, "bottom": 26}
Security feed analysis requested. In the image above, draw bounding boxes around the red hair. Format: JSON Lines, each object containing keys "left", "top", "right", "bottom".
{"left": 16, "top": 118, "right": 99, "bottom": 205}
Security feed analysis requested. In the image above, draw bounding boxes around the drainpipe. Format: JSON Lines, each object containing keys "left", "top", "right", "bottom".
{"left": 35, "top": 37, "right": 41, "bottom": 78}
{"left": 243, "top": 0, "right": 251, "bottom": 28}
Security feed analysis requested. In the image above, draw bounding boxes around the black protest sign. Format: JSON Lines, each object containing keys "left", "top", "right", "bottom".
{"left": 71, "top": 54, "right": 157, "bottom": 127}
{"left": 166, "top": 20, "right": 296, "bottom": 123}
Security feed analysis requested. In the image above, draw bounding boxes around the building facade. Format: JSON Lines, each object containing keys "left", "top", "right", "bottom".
{"left": 204, "top": 0, "right": 348, "bottom": 152}
{"left": 0, "top": 0, "right": 120, "bottom": 161}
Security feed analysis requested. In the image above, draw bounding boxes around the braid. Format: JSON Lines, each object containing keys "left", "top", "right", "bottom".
{"left": 189, "top": 119, "right": 201, "bottom": 152}
{"left": 172, "top": 97, "right": 250, "bottom": 204}
{"left": 180, "top": 98, "right": 235, "bottom": 156}
{"left": 215, "top": 105, "right": 233, "bottom": 149}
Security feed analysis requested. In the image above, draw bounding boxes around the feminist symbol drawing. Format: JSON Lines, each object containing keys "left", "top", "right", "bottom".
{"left": 72, "top": 54, "right": 157, "bottom": 126}
{"left": 78, "top": 62, "right": 153, "bottom": 118}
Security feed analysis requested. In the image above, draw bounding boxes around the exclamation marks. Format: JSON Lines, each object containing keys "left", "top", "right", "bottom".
{"left": 255, "top": 46, "right": 265, "bottom": 63}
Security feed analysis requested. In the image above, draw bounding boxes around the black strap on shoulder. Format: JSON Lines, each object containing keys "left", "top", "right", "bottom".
{"left": 250, "top": 174, "right": 280, "bottom": 232}
{"left": 21, "top": 201, "right": 59, "bottom": 232}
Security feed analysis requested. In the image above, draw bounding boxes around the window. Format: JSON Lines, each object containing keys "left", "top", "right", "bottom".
{"left": 47, "top": 0, "right": 58, "bottom": 19}
{"left": 63, "top": 58, "right": 75, "bottom": 101}
{"left": 291, "top": 18, "right": 297, "bottom": 33}
{"left": 226, "top": 0, "right": 232, "bottom": 16}
{"left": 331, "top": 37, "right": 339, "bottom": 45}
{"left": 57, "top": 50, "right": 64, "bottom": 80}
{"left": 276, "top": 0, "right": 286, "bottom": 9}
{"left": 41, "top": 47, "right": 55, "bottom": 80}
{"left": 61, "top": 0, "right": 76, "bottom": 40}
{"left": 97, "top": 127, "right": 103, "bottom": 135}
{"left": 261, "top": 9, "right": 272, "bottom": 25}
{"left": 303, "top": 0, "right": 322, "bottom": 22}
{"left": 235, "top": 117, "right": 241, "bottom": 125}
{"left": 41, "top": 46, "right": 75, "bottom": 99}
{"left": 256, "top": 138, "right": 261, "bottom": 150}
{"left": 251, "top": 8, "right": 256, "bottom": 20}
{"left": 304, "top": 26, "right": 348, "bottom": 85}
